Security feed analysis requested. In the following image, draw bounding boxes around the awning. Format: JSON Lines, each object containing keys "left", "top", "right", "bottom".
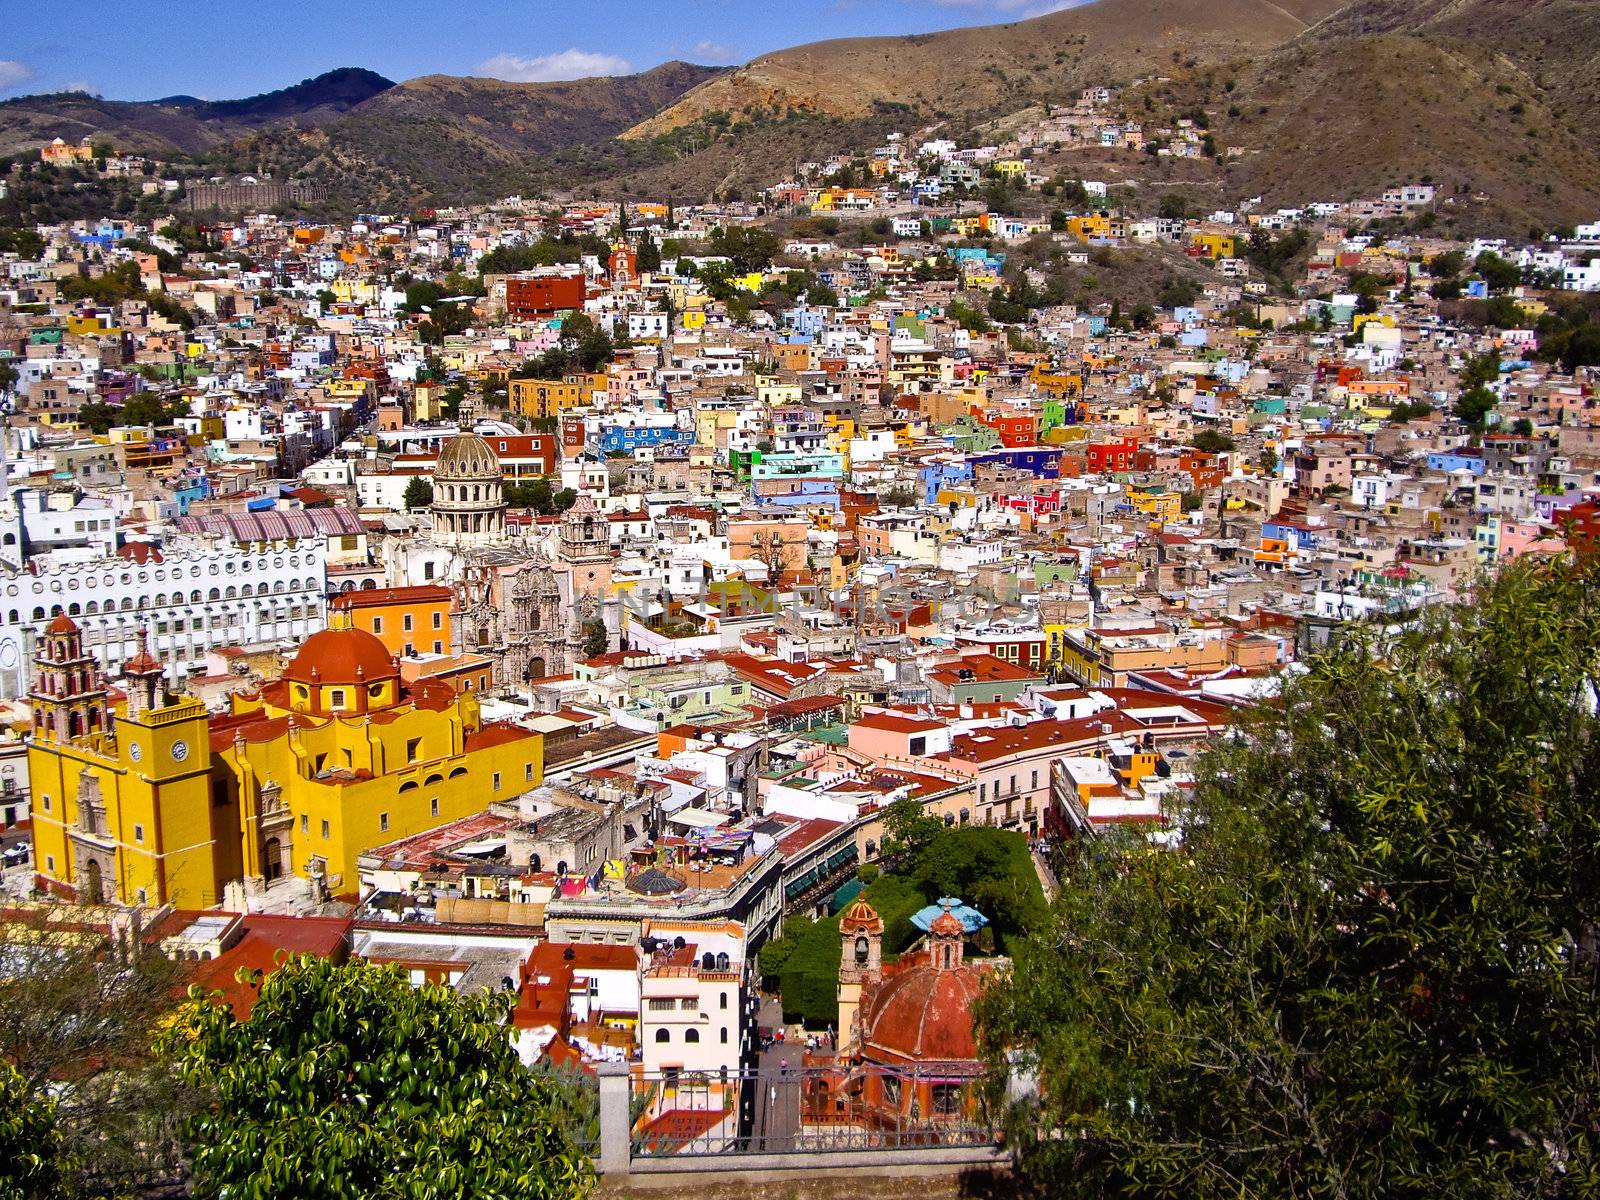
{"left": 830, "top": 878, "right": 864, "bottom": 912}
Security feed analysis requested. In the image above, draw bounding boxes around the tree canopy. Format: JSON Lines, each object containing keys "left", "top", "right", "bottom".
{"left": 979, "top": 561, "right": 1600, "bottom": 1199}
{"left": 159, "top": 955, "right": 593, "bottom": 1200}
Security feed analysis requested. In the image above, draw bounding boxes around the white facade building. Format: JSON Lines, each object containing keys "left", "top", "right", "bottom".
{"left": 0, "top": 541, "right": 327, "bottom": 697}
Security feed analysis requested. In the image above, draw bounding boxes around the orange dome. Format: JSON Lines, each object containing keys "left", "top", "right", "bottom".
{"left": 859, "top": 961, "right": 986, "bottom": 1064}
{"left": 283, "top": 627, "right": 398, "bottom": 686}
{"left": 840, "top": 897, "right": 884, "bottom": 935}
{"left": 929, "top": 909, "right": 965, "bottom": 939}
{"left": 45, "top": 613, "right": 79, "bottom": 636}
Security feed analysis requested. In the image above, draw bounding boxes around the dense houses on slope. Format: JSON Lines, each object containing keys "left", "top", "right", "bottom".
{"left": 1, "top": 121, "right": 1598, "bottom": 1147}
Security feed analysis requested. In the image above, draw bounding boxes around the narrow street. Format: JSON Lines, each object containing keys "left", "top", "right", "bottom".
{"left": 749, "top": 994, "right": 805, "bottom": 1150}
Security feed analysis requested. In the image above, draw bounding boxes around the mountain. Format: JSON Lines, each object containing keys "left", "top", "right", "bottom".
{"left": 1, "top": 0, "right": 1596, "bottom": 230}
{"left": 1204, "top": 0, "right": 1600, "bottom": 228}
{"left": 623, "top": 0, "right": 1350, "bottom": 139}
{"left": 0, "top": 68, "right": 395, "bottom": 158}
{"left": 206, "top": 62, "right": 726, "bottom": 206}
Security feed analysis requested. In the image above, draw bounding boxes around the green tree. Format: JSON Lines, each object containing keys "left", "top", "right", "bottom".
{"left": 0, "top": 917, "right": 197, "bottom": 1196}
{"left": 635, "top": 231, "right": 662, "bottom": 274}
{"left": 402, "top": 476, "right": 433, "bottom": 509}
{"left": 881, "top": 795, "right": 943, "bottom": 859}
{"left": 979, "top": 562, "right": 1600, "bottom": 1199}
{"left": 0, "top": 1060, "right": 68, "bottom": 1200}
{"left": 1454, "top": 384, "right": 1498, "bottom": 428}
{"left": 1561, "top": 323, "right": 1600, "bottom": 372}
{"left": 582, "top": 618, "right": 609, "bottom": 658}
{"left": 1474, "top": 250, "right": 1522, "bottom": 292}
{"left": 160, "top": 956, "right": 592, "bottom": 1200}
{"left": 1191, "top": 428, "right": 1235, "bottom": 454}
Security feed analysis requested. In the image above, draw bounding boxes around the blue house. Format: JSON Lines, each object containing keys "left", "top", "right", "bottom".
{"left": 599, "top": 425, "right": 695, "bottom": 455}
{"left": 970, "top": 448, "right": 1064, "bottom": 479}
{"left": 1261, "top": 521, "right": 1321, "bottom": 552}
{"left": 919, "top": 460, "right": 974, "bottom": 504}
{"left": 1426, "top": 452, "right": 1485, "bottom": 476}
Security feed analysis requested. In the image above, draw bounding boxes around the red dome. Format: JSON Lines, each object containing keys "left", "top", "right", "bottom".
{"left": 283, "top": 627, "right": 398, "bottom": 685}
{"left": 840, "top": 898, "right": 884, "bottom": 935}
{"left": 929, "top": 910, "right": 965, "bottom": 938}
{"left": 859, "top": 958, "right": 987, "bottom": 1064}
{"left": 45, "top": 613, "right": 79, "bottom": 635}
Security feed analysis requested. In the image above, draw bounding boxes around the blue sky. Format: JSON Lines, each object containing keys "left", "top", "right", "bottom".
{"left": 0, "top": 0, "right": 1079, "bottom": 101}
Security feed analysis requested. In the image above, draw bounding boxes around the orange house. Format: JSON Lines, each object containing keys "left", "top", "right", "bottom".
{"left": 330, "top": 585, "right": 454, "bottom": 658}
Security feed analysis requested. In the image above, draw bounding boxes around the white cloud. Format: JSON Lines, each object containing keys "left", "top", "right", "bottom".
{"left": 62, "top": 81, "right": 92, "bottom": 94}
{"left": 474, "top": 49, "right": 633, "bottom": 83}
{"left": 0, "top": 61, "right": 34, "bottom": 93}
{"left": 689, "top": 40, "right": 742, "bottom": 65}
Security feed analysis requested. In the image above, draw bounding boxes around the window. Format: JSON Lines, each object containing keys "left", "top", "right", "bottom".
{"left": 432, "top": 612, "right": 442, "bottom": 630}
{"left": 46, "top": 855, "right": 54, "bottom": 873}
{"left": 406, "top": 738, "right": 421, "bottom": 763}
{"left": 300, "top": 814, "right": 308, "bottom": 834}
{"left": 433, "top": 641, "right": 442, "bottom": 655}
{"left": 41, "top": 795, "right": 50, "bottom": 812}
{"left": 430, "top": 798, "right": 439, "bottom": 817}
{"left": 524, "top": 762, "right": 534, "bottom": 781}
{"left": 403, "top": 614, "right": 414, "bottom": 632}
{"left": 978, "top": 783, "right": 986, "bottom": 802}
{"left": 719, "top": 992, "right": 728, "bottom": 1010}
{"left": 133, "top": 824, "right": 144, "bottom": 843}
{"left": 329, "top": 689, "right": 346, "bottom": 710}
{"left": 492, "top": 772, "right": 502, "bottom": 791}
{"left": 372, "top": 616, "right": 383, "bottom": 633}
{"left": 1030, "top": 769, "right": 1039, "bottom": 791}
{"left": 684, "top": 1029, "right": 699, "bottom": 1044}
{"left": 404, "top": 644, "right": 414, "bottom": 657}
{"left": 379, "top": 812, "right": 389, "bottom": 833}
{"left": 321, "top": 820, "right": 331, "bottom": 840}
{"left": 654, "top": 1029, "right": 670, "bottom": 1043}
{"left": 720, "top": 1028, "right": 728, "bottom": 1044}
{"left": 648, "top": 998, "right": 675, "bottom": 1012}
{"left": 681, "top": 998, "right": 697, "bottom": 1011}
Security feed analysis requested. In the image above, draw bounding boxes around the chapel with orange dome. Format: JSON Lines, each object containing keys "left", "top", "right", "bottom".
{"left": 812, "top": 896, "right": 996, "bottom": 1131}
{"left": 29, "top": 619, "right": 546, "bottom": 908}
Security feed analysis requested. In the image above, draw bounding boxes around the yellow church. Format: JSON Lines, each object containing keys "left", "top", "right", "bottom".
{"left": 28, "top": 617, "right": 543, "bottom": 909}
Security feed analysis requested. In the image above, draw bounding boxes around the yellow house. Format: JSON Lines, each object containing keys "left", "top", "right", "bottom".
{"left": 29, "top": 621, "right": 544, "bottom": 906}
{"left": 992, "top": 159, "right": 1028, "bottom": 177}
{"left": 1188, "top": 232, "right": 1238, "bottom": 259}
{"left": 1067, "top": 213, "right": 1121, "bottom": 242}
{"left": 510, "top": 376, "right": 586, "bottom": 420}
{"left": 1125, "top": 484, "right": 1182, "bottom": 522}
{"left": 29, "top": 619, "right": 231, "bottom": 910}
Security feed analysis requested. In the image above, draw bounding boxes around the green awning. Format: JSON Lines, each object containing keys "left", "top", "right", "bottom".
{"left": 830, "top": 878, "right": 864, "bottom": 912}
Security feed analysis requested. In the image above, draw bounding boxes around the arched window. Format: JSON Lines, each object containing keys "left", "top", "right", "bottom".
{"left": 684, "top": 1029, "right": 699, "bottom": 1044}
{"left": 855, "top": 937, "right": 869, "bottom": 966}
{"left": 654, "top": 1029, "right": 670, "bottom": 1044}
{"left": 208, "top": 588, "right": 220, "bottom": 601}
{"left": 225, "top": 586, "right": 237, "bottom": 599}
{"left": 720, "top": 1028, "right": 728, "bottom": 1044}
{"left": 31, "top": 607, "right": 44, "bottom": 621}
{"left": 190, "top": 589, "right": 202, "bottom": 603}
{"left": 448, "top": 767, "right": 467, "bottom": 779}
{"left": 719, "top": 991, "right": 728, "bottom": 1010}
{"left": 67, "top": 603, "right": 81, "bottom": 616}
{"left": 121, "top": 598, "right": 134, "bottom": 610}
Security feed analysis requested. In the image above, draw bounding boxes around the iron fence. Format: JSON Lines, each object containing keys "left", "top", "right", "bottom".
{"left": 628, "top": 1063, "right": 998, "bottom": 1158}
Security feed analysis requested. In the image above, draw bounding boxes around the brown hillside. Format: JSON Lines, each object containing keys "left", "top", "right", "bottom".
{"left": 623, "top": 0, "right": 1352, "bottom": 139}
{"left": 1212, "top": 28, "right": 1600, "bottom": 231}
